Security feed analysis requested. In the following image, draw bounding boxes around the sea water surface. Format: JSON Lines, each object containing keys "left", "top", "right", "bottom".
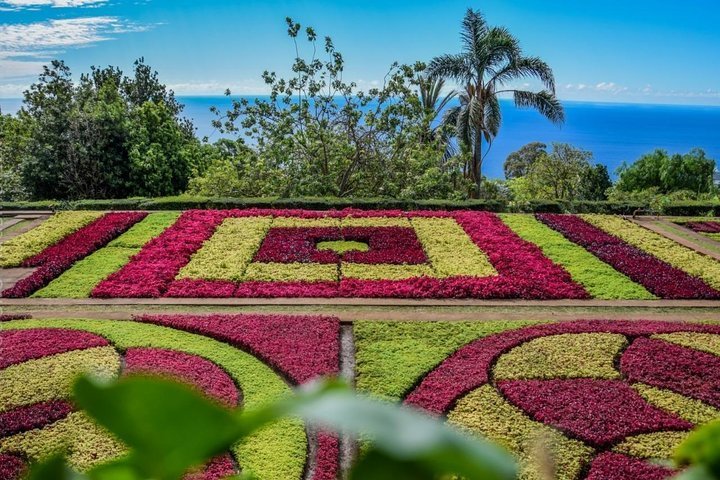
{"left": 3, "top": 96, "right": 719, "bottom": 179}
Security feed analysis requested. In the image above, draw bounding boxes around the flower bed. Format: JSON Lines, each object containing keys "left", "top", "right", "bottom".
{"left": 5, "top": 209, "right": 720, "bottom": 299}
{"left": 92, "top": 209, "right": 586, "bottom": 299}
{"left": 0, "top": 314, "right": 341, "bottom": 480}
{"left": 538, "top": 214, "right": 720, "bottom": 299}
{"left": 2, "top": 212, "right": 147, "bottom": 298}
{"left": 355, "top": 319, "right": 720, "bottom": 479}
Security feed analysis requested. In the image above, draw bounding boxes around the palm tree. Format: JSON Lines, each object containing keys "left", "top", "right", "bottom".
{"left": 429, "top": 9, "right": 564, "bottom": 196}
{"left": 417, "top": 75, "right": 457, "bottom": 160}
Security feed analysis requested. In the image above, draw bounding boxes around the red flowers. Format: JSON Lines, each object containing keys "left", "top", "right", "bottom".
{"left": 135, "top": 313, "right": 340, "bottom": 383}
{"left": 254, "top": 226, "right": 427, "bottom": 264}
{"left": 685, "top": 221, "right": 720, "bottom": 233}
{"left": 2, "top": 212, "right": 147, "bottom": 298}
{"left": 499, "top": 379, "right": 691, "bottom": 446}
{"left": 537, "top": 213, "right": 720, "bottom": 299}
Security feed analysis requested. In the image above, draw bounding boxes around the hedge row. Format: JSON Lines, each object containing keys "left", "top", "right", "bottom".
{"left": 2, "top": 196, "right": 719, "bottom": 216}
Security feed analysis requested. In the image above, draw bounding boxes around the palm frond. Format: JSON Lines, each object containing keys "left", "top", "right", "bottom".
{"left": 483, "top": 94, "right": 501, "bottom": 139}
{"left": 489, "top": 56, "right": 556, "bottom": 92}
{"left": 513, "top": 90, "right": 565, "bottom": 124}
{"left": 481, "top": 27, "right": 521, "bottom": 69}
{"left": 461, "top": 9, "right": 489, "bottom": 55}
{"left": 427, "top": 54, "right": 473, "bottom": 84}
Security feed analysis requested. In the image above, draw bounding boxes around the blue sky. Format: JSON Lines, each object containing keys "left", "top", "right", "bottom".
{"left": 1, "top": 0, "right": 719, "bottom": 104}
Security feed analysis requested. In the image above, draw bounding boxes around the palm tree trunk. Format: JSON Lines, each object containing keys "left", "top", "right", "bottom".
{"left": 473, "top": 130, "right": 482, "bottom": 198}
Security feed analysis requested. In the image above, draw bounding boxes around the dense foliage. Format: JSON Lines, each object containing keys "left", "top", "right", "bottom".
{"left": 505, "top": 143, "right": 612, "bottom": 202}
{"left": 2, "top": 59, "right": 202, "bottom": 201}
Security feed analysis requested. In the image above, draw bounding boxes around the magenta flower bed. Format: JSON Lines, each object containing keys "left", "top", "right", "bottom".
{"left": 0, "top": 328, "right": 109, "bottom": 369}
{"left": 2, "top": 212, "right": 147, "bottom": 298}
{"left": 124, "top": 347, "right": 240, "bottom": 406}
{"left": 621, "top": 337, "right": 720, "bottom": 408}
{"left": 92, "top": 210, "right": 227, "bottom": 298}
{"left": 135, "top": 313, "right": 339, "bottom": 383}
{"left": 90, "top": 209, "right": 588, "bottom": 299}
{"left": 537, "top": 213, "right": 720, "bottom": 299}
{"left": 684, "top": 221, "right": 720, "bottom": 233}
{"left": 405, "top": 320, "right": 720, "bottom": 414}
{"left": 499, "top": 379, "right": 691, "bottom": 446}
{"left": 586, "top": 452, "right": 673, "bottom": 480}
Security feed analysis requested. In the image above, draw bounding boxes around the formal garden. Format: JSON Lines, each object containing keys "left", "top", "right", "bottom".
{"left": 2, "top": 7, "right": 720, "bottom": 480}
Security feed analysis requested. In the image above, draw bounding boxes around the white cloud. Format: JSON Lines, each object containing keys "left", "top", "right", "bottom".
{"left": 0, "top": 0, "right": 106, "bottom": 9}
{"left": 0, "top": 17, "right": 149, "bottom": 79}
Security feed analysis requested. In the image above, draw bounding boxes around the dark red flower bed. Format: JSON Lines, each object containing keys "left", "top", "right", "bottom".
{"left": 0, "top": 328, "right": 109, "bottom": 369}
{"left": 135, "top": 313, "right": 339, "bottom": 383}
{"left": 125, "top": 347, "right": 240, "bottom": 407}
{"left": 498, "top": 379, "right": 691, "bottom": 446}
{"left": 684, "top": 221, "right": 720, "bottom": 233}
{"left": 537, "top": 213, "right": 720, "bottom": 299}
{"left": 621, "top": 337, "right": 720, "bottom": 408}
{"left": 0, "top": 400, "right": 73, "bottom": 437}
{"left": 0, "top": 454, "right": 24, "bottom": 480}
{"left": 0, "top": 314, "right": 31, "bottom": 322}
{"left": 405, "top": 320, "right": 720, "bottom": 414}
{"left": 586, "top": 452, "right": 674, "bottom": 480}
{"left": 253, "top": 226, "right": 427, "bottom": 264}
{"left": 2, "top": 212, "right": 147, "bottom": 298}
{"left": 341, "top": 226, "right": 427, "bottom": 264}
{"left": 254, "top": 227, "right": 341, "bottom": 263}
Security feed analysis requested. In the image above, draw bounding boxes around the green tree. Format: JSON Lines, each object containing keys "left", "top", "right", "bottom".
{"left": 429, "top": 9, "right": 564, "bottom": 196}
{"left": 16, "top": 58, "right": 200, "bottom": 200}
{"left": 21, "top": 60, "right": 75, "bottom": 199}
{"left": 615, "top": 148, "right": 715, "bottom": 195}
{"left": 503, "top": 142, "right": 547, "bottom": 179}
{"left": 127, "top": 101, "right": 197, "bottom": 197}
{"left": 214, "top": 18, "right": 456, "bottom": 198}
{"left": 579, "top": 163, "right": 612, "bottom": 201}
{"left": 0, "top": 110, "right": 31, "bottom": 201}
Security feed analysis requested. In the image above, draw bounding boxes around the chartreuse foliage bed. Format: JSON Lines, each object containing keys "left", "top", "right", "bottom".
{"left": 3, "top": 209, "right": 720, "bottom": 300}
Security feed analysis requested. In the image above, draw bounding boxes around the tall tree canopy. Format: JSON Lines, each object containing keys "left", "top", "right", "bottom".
{"left": 429, "top": 9, "right": 564, "bottom": 197}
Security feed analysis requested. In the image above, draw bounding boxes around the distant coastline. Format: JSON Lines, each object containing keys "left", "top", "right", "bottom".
{"left": 3, "top": 96, "right": 719, "bottom": 179}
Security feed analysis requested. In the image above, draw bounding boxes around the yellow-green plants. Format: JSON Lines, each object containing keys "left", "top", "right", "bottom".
{"left": 0, "top": 212, "right": 102, "bottom": 267}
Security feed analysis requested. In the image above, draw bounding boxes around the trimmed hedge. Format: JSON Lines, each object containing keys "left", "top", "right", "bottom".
{"left": 0, "top": 195, "right": 703, "bottom": 215}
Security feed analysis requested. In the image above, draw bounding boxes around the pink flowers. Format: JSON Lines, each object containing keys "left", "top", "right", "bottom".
{"left": 405, "top": 320, "right": 720, "bottom": 414}
{"left": 586, "top": 452, "right": 674, "bottom": 480}
{"left": 2, "top": 212, "right": 147, "bottom": 298}
{"left": 537, "top": 214, "right": 720, "bottom": 299}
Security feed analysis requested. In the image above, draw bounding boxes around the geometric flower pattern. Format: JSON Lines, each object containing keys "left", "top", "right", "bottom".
{"left": 402, "top": 320, "right": 720, "bottom": 479}
{"left": 0, "top": 314, "right": 341, "bottom": 480}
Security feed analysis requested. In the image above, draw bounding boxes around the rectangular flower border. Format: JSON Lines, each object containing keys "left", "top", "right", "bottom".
{"left": 93, "top": 209, "right": 589, "bottom": 299}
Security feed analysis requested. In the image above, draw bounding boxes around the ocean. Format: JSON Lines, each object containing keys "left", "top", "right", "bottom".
{"left": 2, "top": 96, "right": 719, "bottom": 179}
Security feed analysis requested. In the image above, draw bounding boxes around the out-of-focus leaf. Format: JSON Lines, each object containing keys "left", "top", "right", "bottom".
{"left": 349, "top": 449, "right": 434, "bottom": 480}
{"left": 676, "top": 420, "right": 720, "bottom": 477}
{"left": 283, "top": 381, "right": 517, "bottom": 480}
{"left": 26, "top": 455, "right": 88, "bottom": 480}
{"left": 74, "top": 375, "right": 243, "bottom": 480}
{"left": 673, "top": 466, "right": 716, "bottom": 480}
